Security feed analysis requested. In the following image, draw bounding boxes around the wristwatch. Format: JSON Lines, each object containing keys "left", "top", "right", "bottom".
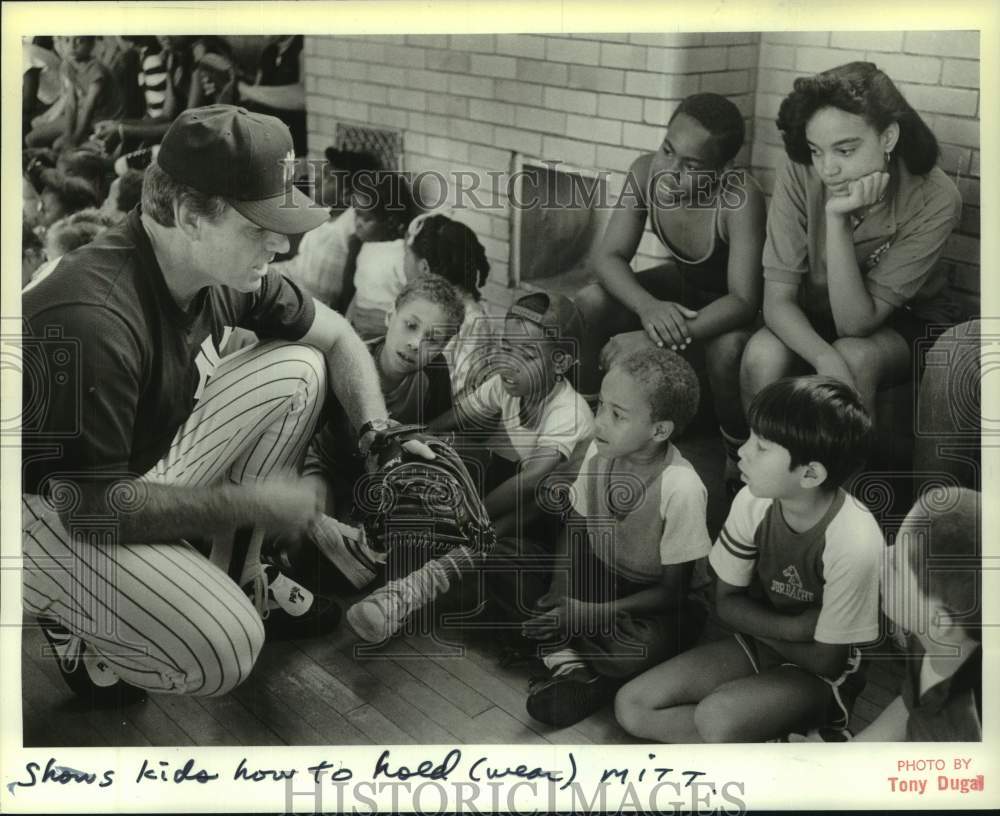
{"left": 357, "top": 417, "right": 391, "bottom": 456}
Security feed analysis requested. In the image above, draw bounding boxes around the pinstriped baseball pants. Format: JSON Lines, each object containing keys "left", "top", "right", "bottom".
{"left": 21, "top": 340, "right": 327, "bottom": 697}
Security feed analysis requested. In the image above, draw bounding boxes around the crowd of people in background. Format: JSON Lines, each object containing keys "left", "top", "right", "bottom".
{"left": 22, "top": 34, "right": 305, "bottom": 289}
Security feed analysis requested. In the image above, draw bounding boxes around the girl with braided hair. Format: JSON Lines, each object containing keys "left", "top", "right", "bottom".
{"left": 403, "top": 213, "right": 494, "bottom": 415}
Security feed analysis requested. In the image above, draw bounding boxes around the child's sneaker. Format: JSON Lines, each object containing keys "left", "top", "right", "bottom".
{"left": 244, "top": 564, "right": 342, "bottom": 641}
{"left": 526, "top": 664, "right": 618, "bottom": 727}
{"left": 37, "top": 617, "right": 145, "bottom": 705}
{"left": 346, "top": 559, "right": 451, "bottom": 643}
{"left": 305, "top": 515, "right": 382, "bottom": 590}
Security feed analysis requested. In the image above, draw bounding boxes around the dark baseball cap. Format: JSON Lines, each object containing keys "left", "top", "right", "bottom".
{"left": 508, "top": 291, "right": 584, "bottom": 346}
{"left": 157, "top": 105, "right": 327, "bottom": 235}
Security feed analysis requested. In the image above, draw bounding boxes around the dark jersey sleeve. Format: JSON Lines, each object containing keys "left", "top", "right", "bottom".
{"left": 22, "top": 304, "right": 143, "bottom": 495}
{"left": 238, "top": 269, "right": 316, "bottom": 340}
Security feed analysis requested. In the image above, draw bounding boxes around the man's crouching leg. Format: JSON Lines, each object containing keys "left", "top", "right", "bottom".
{"left": 23, "top": 493, "right": 264, "bottom": 697}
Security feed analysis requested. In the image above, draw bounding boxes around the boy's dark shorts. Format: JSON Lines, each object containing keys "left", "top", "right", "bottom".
{"left": 733, "top": 632, "right": 865, "bottom": 729}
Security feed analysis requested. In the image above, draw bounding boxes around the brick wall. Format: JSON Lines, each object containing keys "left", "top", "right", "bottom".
{"left": 753, "top": 31, "right": 980, "bottom": 319}
{"left": 304, "top": 31, "right": 979, "bottom": 317}
{"left": 304, "top": 33, "right": 760, "bottom": 309}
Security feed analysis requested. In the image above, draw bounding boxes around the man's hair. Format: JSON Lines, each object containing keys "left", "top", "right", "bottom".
{"left": 669, "top": 92, "right": 746, "bottom": 166}
{"left": 408, "top": 214, "right": 490, "bottom": 302}
{"left": 907, "top": 486, "right": 981, "bottom": 641}
{"left": 747, "top": 375, "right": 872, "bottom": 489}
{"left": 613, "top": 347, "right": 700, "bottom": 433}
{"left": 141, "top": 161, "right": 228, "bottom": 227}
{"left": 776, "top": 61, "right": 939, "bottom": 176}
{"left": 394, "top": 273, "right": 466, "bottom": 339}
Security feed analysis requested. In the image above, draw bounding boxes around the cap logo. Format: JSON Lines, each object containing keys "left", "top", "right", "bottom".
{"left": 283, "top": 149, "right": 296, "bottom": 186}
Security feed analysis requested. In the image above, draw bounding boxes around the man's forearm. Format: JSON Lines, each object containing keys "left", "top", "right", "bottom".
{"left": 763, "top": 297, "right": 835, "bottom": 369}
{"left": 121, "top": 119, "right": 172, "bottom": 144}
{"left": 825, "top": 217, "right": 881, "bottom": 336}
{"left": 240, "top": 82, "right": 305, "bottom": 111}
{"left": 686, "top": 293, "right": 756, "bottom": 341}
{"left": 323, "top": 329, "right": 388, "bottom": 431}
{"left": 598, "top": 584, "right": 676, "bottom": 618}
{"left": 596, "top": 255, "right": 651, "bottom": 315}
{"left": 73, "top": 481, "right": 269, "bottom": 544}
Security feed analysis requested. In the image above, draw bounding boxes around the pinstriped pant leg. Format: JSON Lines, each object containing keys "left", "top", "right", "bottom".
{"left": 22, "top": 494, "right": 265, "bottom": 696}
{"left": 23, "top": 340, "right": 327, "bottom": 695}
{"left": 145, "top": 340, "right": 327, "bottom": 488}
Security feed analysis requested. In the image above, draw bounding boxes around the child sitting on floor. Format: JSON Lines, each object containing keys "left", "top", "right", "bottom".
{"left": 402, "top": 213, "right": 494, "bottom": 416}
{"left": 576, "top": 92, "right": 766, "bottom": 489}
{"left": 302, "top": 273, "right": 466, "bottom": 518}
{"left": 342, "top": 292, "right": 595, "bottom": 643}
{"left": 856, "top": 486, "right": 981, "bottom": 742}
{"left": 615, "top": 375, "right": 882, "bottom": 742}
{"left": 429, "top": 291, "right": 595, "bottom": 538}
{"left": 514, "top": 347, "right": 712, "bottom": 727}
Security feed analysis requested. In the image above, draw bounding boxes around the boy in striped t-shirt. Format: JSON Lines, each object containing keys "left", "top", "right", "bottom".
{"left": 616, "top": 376, "right": 883, "bottom": 742}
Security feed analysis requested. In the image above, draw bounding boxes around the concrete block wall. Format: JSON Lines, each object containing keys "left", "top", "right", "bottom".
{"left": 303, "top": 33, "right": 760, "bottom": 309}
{"left": 753, "top": 31, "right": 981, "bottom": 319}
{"left": 303, "top": 31, "right": 979, "bottom": 317}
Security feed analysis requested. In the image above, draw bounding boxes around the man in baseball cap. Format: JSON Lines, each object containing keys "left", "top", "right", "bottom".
{"left": 21, "top": 105, "right": 406, "bottom": 703}
{"left": 157, "top": 104, "right": 327, "bottom": 235}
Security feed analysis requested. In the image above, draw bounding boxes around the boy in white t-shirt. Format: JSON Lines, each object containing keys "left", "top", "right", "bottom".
{"left": 615, "top": 376, "right": 882, "bottom": 742}
{"left": 507, "top": 347, "right": 711, "bottom": 727}
{"left": 429, "top": 291, "right": 595, "bottom": 538}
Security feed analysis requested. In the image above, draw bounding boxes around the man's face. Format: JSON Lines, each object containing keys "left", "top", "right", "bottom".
{"left": 189, "top": 206, "right": 290, "bottom": 293}
{"left": 649, "top": 112, "right": 722, "bottom": 203}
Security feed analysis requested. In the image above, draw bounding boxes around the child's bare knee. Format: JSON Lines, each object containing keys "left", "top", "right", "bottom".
{"left": 613, "top": 685, "right": 647, "bottom": 734}
{"left": 693, "top": 694, "right": 743, "bottom": 743}
{"left": 575, "top": 282, "right": 613, "bottom": 323}
{"left": 706, "top": 330, "right": 750, "bottom": 375}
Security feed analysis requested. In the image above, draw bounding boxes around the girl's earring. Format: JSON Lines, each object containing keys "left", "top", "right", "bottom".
{"left": 884, "top": 150, "right": 892, "bottom": 167}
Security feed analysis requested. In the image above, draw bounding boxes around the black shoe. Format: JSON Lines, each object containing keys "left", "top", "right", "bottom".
{"left": 37, "top": 617, "right": 146, "bottom": 706}
{"left": 526, "top": 665, "right": 618, "bottom": 727}
{"left": 246, "top": 565, "right": 342, "bottom": 641}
